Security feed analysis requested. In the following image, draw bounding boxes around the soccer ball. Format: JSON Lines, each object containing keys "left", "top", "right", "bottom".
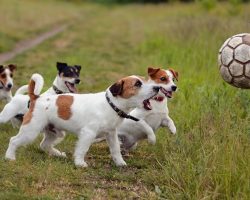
{"left": 218, "top": 33, "right": 250, "bottom": 89}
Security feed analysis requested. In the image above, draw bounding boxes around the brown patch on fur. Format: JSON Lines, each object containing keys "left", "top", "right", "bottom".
{"left": 169, "top": 68, "right": 179, "bottom": 81}
{"left": 0, "top": 66, "right": 8, "bottom": 86}
{"left": 22, "top": 101, "right": 36, "bottom": 125}
{"left": 0, "top": 65, "right": 4, "bottom": 73}
{"left": 243, "top": 35, "right": 250, "bottom": 46}
{"left": 0, "top": 71, "right": 7, "bottom": 86}
{"left": 110, "top": 76, "right": 145, "bottom": 98}
{"left": 56, "top": 95, "right": 74, "bottom": 120}
{"left": 8, "top": 64, "right": 16, "bottom": 72}
{"left": 28, "top": 80, "right": 39, "bottom": 101}
{"left": 148, "top": 67, "right": 170, "bottom": 84}
{"left": 148, "top": 67, "right": 160, "bottom": 76}
{"left": 109, "top": 80, "right": 124, "bottom": 97}
{"left": 22, "top": 80, "right": 39, "bottom": 125}
{"left": 120, "top": 77, "right": 141, "bottom": 99}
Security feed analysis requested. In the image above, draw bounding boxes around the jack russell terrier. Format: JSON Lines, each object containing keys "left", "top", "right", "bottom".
{"left": 0, "top": 64, "right": 16, "bottom": 102}
{"left": 5, "top": 73, "right": 160, "bottom": 167}
{"left": 118, "top": 67, "right": 178, "bottom": 151}
{"left": 0, "top": 62, "right": 81, "bottom": 125}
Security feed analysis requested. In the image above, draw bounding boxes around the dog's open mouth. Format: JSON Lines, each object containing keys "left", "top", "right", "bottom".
{"left": 65, "top": 81, "right": 77, "bottom": 93}
{"left": 161, "top": 87, "right": 173, "bottom": 98}
{"left": 143, "top": 93, "right": 158, "bottom": 111}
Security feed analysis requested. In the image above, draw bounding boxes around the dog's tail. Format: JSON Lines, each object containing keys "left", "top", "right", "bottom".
{"left": 15, "top": 85, "right": 29, "bottom": 95}
{"left": 28, "top": 73, "right": 44, "bottom": 101}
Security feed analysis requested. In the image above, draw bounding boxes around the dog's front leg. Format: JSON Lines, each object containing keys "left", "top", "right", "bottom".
{"left": 161, "top": 116, "right": 176, "bottom": 134}
{"left": 138, "top": 120, "right": 156, "bottom": 145}
{"left": 106, "top": 131, "right": 127, "bottom": 167}
{"left": 74, "top": 127, "right": 97, "bottom": 167}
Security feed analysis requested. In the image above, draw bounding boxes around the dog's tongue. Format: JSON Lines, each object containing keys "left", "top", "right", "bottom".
{"left": 154, "top": 96, "right": 164, "bottom": 102}
{"left": 66, "top": 82, "right": 77, "bottom": 93}
{"left": 143, "top": 99, "right": 152, "bottom": 110}
{"left": 161, "top": 88, "right": 173, "bottom": 98}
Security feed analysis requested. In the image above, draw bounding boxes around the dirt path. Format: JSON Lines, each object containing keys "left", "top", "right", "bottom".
{"left": 0, "top": 24, "right": 67, "bottom": 63}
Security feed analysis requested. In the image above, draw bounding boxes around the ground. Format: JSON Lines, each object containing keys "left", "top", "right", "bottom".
{"left": 0, "top": 0, "right": 249, "bottom": 199}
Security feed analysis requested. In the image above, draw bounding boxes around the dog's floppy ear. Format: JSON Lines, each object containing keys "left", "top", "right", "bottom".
{"left": 148, "top": 67, "right": 160, "bottom": 77}
{"left": 8, "top": 64, "right": 16, "bottom": 72}
{"left": 109, "top": 80, "right": 124, "bottom": 97}
{"left": 74, "top": 65, "right": 81, "bottom": 72}
{"left": 57, "top": 62, "right": 68, "bottom": 73}
{"left": 169, "top": 68, "right": 178, "bottom": 81}
{"left": 0, "top": 65, "right": 4, "bottom": 73}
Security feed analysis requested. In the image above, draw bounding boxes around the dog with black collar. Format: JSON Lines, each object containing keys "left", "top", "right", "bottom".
{"left": 5, "top": 74, "right": 160, "bottom": 167}
{"left": 0, "top": 62, "right": 81, "bottom": 125}
{"left": 0, "top": 64, "right": 16, "bottom": 102}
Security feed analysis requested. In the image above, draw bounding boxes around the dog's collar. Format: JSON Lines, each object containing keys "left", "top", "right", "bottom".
{"left": 53, "top": 85, "right": 64, "bottom": 94}
{"left": 105, "top": 92, "right": 139, "bottom": 122}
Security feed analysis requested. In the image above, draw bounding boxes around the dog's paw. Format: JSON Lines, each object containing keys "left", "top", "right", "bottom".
{"left": 5, "top": 153, "right": 16, "bottom": 161}
{"left": 148, "top": 134, "right": 156, "bottom": 145}
{"left": 115, "top": 160, "right": 127, "bottom": 167}
{"left": 61, "top": 152, "right": 67, "bottom": 158}
{"left": 169, "top": 125, "right": 177, "bottom": 134}
{"left": 74, "top": 159, "right": 88, "bottom": 168}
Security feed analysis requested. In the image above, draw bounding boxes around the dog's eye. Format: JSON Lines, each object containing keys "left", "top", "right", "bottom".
{"left": 10, "top": 74, "right": 13, "bottom": 78}
{"left": 134, "top": 80, "right": 142, "bottom": 87}
{"left": 160, "top": 77, "right": 166, "bottom": 81}
{"left": 63, "top": 72, "right": 73, "bottom": 77}
{"left": 172, "top": 78, "right": 175, "bottom": 82}
{"left": 1, "top": 74, "right": 6, "bottom": 79}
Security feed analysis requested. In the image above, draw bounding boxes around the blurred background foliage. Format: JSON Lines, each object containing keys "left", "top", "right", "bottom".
{"left": 78, "top": 0, "right": 250, "bottom": 4}
{"left": 65, "top": 0, "right": 250, "bottom": 12}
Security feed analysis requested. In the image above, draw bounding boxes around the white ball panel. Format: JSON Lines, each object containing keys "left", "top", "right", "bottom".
{"left": 235, "top": 44, "right": 250, "bottom": 63}
{"left": 228, "top": 37, "right": 242, "bottom": 48}
{"left": 229, "top": 61, "right": 244, "bottom": 76}
{"left": 221, "top": 46, "right": 234, "bottom": 66}
{"left": 220, "top": 65, "right": 232, "bottom": 83}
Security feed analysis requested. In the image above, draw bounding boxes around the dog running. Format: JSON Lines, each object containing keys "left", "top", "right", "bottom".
{"left": 118, "top": 67, "right": 178, "bottom": 151}
{"left": 5, "top": 73, "right": 160, "bottom": 167}
{"left": 0, "top": 62, "right": 81, "bottom": 126}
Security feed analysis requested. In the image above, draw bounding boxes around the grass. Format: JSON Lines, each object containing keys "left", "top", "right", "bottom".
{"left": 0, "top": 0, "right": 250, "bottom": 199}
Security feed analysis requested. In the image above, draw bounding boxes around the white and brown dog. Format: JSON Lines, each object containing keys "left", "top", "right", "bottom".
{"left": 5, "top": 73, "right": 160, "bottom": 167}
{"left": 0, "top": 62, "right": 81, "bottom": 125}
{"left": 0, "top": 64, "right": 16, "bottom": 102}
{"left": 117, "top": 67, "right": 178, "bottom": 151}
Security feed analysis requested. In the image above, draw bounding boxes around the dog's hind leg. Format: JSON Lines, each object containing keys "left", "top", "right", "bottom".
{"left": 40, "top": 128, "right": 66, "bottom": 158}
{"left": 74, "top": 127, "right": 97, "bottom": 167}
{"left": 106, "top": 131, "right": 127, "bottom": 167}
{"left": 5, "top": 122, "right": 45, "bottom": 160}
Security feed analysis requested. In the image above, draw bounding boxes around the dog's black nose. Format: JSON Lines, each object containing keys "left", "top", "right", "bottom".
{"left": 171, "top": 85, "right": 177, "bottom": 91}
{"left": 153, "top": 86, "right": 161, "bottom": 92}
{"left": 7, "top": 83, "right": 12, "bottom": 89}
{"left": 75, "top": 79, "right": 80, "bottom": 84}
